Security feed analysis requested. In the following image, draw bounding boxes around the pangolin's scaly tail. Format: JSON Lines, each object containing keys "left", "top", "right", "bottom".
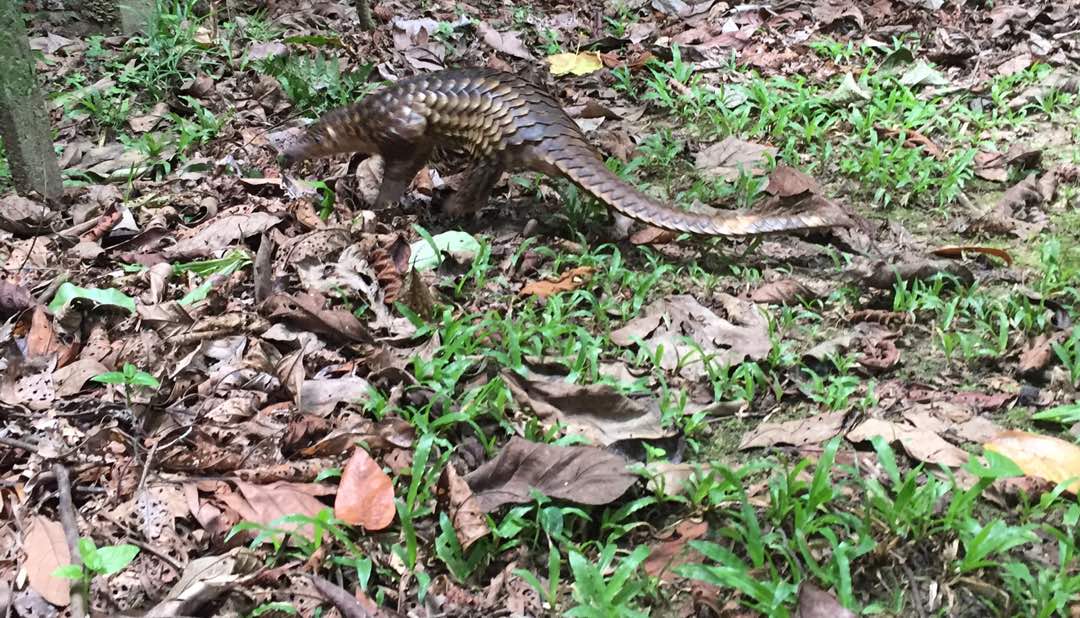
{"left": 543, "top": 135, "right": 849, "bottom": 237}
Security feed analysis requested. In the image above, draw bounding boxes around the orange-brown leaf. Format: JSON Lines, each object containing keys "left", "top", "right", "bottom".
{"left": 334, "top": 447, "right": 396, "bottom": 530}
{"left": 23, "top": 516, "right": 71, "bottom": 606}
{"left": 519, "top": 267, "right": 594, "bottom": 298}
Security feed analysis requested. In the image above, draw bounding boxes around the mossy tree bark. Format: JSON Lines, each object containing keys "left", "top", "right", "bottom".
{"left": 0, "top": 0, "right": 62, "bottom": 199}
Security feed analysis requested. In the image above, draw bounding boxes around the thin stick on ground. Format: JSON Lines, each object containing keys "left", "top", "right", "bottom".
{"left": 53, "top": 462, "right": 87, "bottom": 618}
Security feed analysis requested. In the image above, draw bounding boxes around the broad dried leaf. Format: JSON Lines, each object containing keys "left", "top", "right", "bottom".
{"left": 23, "top": 516, "right": 71, "bottom": 606}
{"left": 144, "top": 550, "right": 253, "bottom": 618}
{"left": 847, "top": 418, "right": 968, "bottom": 467}
{"left": 985, "top": 430, "right": 1080, "bottom": 494}
{"left": 610, "top": 294, "right": 770, "bottom": 381}
{"left": 740, "top": 413, "right": 847, "bottom": 449}
{"left": 334, "top": 447, "right": 395, "bottom": 530}
{"left": 796, "top": 581, "right": 857, "bottom": 618}
{"left": 235, "top": 481, "right": 334, "bottom": 542}
{"left": 464, "top": 436, "right": 637, "bottom": 512}
{"left": 502, "top": 369, "right": 673, "bottom": 446}
{"left": 165, "top": 213, "right": 281, "bottom": 260}
{"left": 476, "top": 22, "right": 533, "bottom": 59}
{"left": 643, "top": 519, "right": 708, "bottom": 581}
{"left": 299, "top": 377, "right": 373, "bottom": 416}
{"left": 0, "top": 280, "right": 34, "bottom": 318}
{"left": 695, "top": 137, "right": 776, "bottom": 181}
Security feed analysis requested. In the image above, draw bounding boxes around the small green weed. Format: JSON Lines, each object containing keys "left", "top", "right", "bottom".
{"left": 53, "top": 538, "right": 140, "bottom": 601}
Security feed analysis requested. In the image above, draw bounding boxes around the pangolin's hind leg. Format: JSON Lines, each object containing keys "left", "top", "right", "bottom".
{"left": 372, "top": 147, "right": 433, "bottom": 210}
{"left": 443, "top": 159, "right": 506, "bottom": 217}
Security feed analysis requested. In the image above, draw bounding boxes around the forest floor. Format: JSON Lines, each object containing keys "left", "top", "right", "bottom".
{"left": 2, "top": 0, "right": 1080, "bottom": 616}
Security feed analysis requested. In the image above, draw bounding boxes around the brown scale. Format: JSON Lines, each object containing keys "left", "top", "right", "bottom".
{"left": 281, "top": 67, "right": 852, "bottom": 236}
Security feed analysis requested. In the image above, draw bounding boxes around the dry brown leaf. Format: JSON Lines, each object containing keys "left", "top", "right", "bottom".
{"left": 750, "top": 279, "right": 817, "bottom": 305}
{"left": 519, "top": 266, "right": 594, "bottom": 298}
{"left": 334, "top": 447, "right": 395, "bottom": 530}
{"left": 475, "top": 22, "right": 533, "bottom": 59}
{"left": 795, "top": 581, "right": 857, "bottom": 618}
{"left": 502, "top": 369, "right": 673, "bottom": 446}
{"left": 443, "top": 465, "right": 489, "bottom": 550}
{"left": 739, "top": 412, "right": 847, "bottom": 450}
{"left": 235, "top": 481, "right": 334, "bottom": 542}
{"left": 610, "top": 294, "right": 770, "bottom": 382}
{"left": 0, "top": 280, "right": 34, "bottom": 318}
{"left": 985, "top": 430, "right": 1080, "bottom": 494}
{"left": 694, "top": 137, "right": 776, "bottom": 181}
{"left": 847, "top": 418, "right": 969, "bottom": 467}
{"left": 464, "top": 436, "right": 637, "bottom": 512}
{"left": 643, "top": 519, "right": 708, "bottom": 581}
{"left": 23, "top": 516, "right": 71, "bottom": 606}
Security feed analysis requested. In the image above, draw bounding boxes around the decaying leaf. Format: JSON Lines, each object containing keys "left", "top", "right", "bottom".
{"left": 443, "top": 464, "right": 490, "bottom": 550}
{"left": 847, "top": 418, "right": 969, "bottom": 468}
{"left": 739, "top": 413, "right": 848, "bottom": 450}
{"left": 611, "top": 294, "right": 771, "bottom": 381}
{"left": 695, "top": 137, "right": 776, "bottom": 181}
{"left": 501, "top": 369, "right": 673, "bottom": 446}
{"left": 23, "top": 516, "right": 71, "bottom": 607}
{"left": 519, "top": 266, "right": 594, "bottom": 298}
{"left": 464, "top": 437, "right": 638, "bottom": 512}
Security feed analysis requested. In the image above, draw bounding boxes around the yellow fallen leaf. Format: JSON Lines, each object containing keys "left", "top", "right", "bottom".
{"left": 547, "top": 52, "right": 603, "bottom": 76}
{"left": 984, "top": 430, "right": 1080, "bottom": 494}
